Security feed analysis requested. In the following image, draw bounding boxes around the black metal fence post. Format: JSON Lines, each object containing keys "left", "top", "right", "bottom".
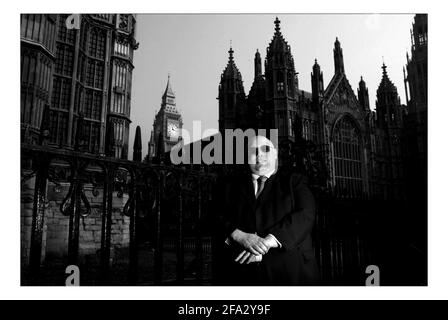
{"left": 66, "top": 111, "right": 86, "bottom": 266}
{"left": 29, "top": 104, "right": 51, "bottom": 275}
{"left": 127, "top": 169, "right": 138, "bottom": 285}
{"left": 67, "top": 160, "right": 83, "bottom": 266}
{"left": 154, "top": 172, "right": 163, "bottom": 285}
{"left": 128, "top": 128, "right": 142, "bottom": 284}
{"left": 195, "top": 176, "right": 203, "bottom": 284}
{"left": 176, "top": 171, "right": 184, "bottom": 284}
{"left": 29, "top": 157, "right": 49, "bottom": 274}
{"left": 100, "top": 164, "right": 114, "bottom": 284}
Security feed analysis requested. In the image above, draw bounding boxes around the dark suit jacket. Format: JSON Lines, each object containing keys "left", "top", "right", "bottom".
{"left": 213, "top": 168, "right": 319, "bottom": 285}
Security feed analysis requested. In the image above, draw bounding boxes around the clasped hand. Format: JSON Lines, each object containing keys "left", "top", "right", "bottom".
{"left": 230, "top": 229, "right": 277, "bottom": 264}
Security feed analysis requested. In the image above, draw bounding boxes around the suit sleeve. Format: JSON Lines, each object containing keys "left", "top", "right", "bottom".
{"left": 213, "top": 176, "right": 238, "bottom": 242}
{"left": 266, "top": 175, "right": 316, "bottom": 251}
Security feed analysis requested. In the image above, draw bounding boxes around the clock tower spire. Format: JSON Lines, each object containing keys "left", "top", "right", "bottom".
{"left": 162, "top": 73, "right": 176, "bottom": 109}
{"left": 151, "top": 74, "right": 183, "bottom": 161}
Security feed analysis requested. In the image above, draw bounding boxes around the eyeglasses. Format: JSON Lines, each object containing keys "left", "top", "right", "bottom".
{"left": 249, "top": 145, "right": 272, "bottom": 154}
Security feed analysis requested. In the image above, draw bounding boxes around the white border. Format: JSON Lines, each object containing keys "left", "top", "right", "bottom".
{"left": 3, "top": 0, "right": 447, "bottom": 300}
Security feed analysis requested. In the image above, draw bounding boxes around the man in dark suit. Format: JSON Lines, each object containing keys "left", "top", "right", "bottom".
{"left": 214, "top": 134, "right": 319, "bottom": 285}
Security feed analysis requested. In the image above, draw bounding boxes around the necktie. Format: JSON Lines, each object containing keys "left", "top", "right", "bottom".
{"left": 255, "top": 176, "right": 267, "bottom": 199}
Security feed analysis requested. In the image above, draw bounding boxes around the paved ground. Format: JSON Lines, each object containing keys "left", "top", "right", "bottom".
{"left": 21, "top": 242, "right": 213, "bottom": 286}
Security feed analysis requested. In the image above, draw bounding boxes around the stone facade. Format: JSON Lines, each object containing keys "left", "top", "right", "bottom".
{"left": 21, "top": 14, "right": 138, "bottom": 158}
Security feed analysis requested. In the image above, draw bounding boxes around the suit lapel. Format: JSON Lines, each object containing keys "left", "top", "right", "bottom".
{"left": 239, "top": 174, "right": 256, "bottom": 207}
{"left": 238, "top": 172, "right": 280, "bottom": 233}
{"left": 254, "top": 173, "right": 280, "bottom": 233}
{"left": 255, "top": 172, "right": 277, "bottom": 209}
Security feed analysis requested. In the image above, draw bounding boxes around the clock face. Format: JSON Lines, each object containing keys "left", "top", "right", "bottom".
{"left": 167, "top": 121, "right": 179, "bottom": 139}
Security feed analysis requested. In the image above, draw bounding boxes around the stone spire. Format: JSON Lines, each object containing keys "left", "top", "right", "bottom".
{"left": 333, "top": 37, "right": 345, "bottom": 74}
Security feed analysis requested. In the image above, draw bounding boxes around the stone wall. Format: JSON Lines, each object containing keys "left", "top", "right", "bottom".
{"left": 21, "top": 176, "right": 130, "bottom": 267}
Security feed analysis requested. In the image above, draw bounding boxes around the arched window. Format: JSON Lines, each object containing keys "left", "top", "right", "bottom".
{"left": 333, "top": 116, "right": 363, "bottom": 198}
{"left": 276, "top": 71, "right": 284, "bottom": 93}
{"left": 303, "top": 120, "right": 310, "bottom": 140}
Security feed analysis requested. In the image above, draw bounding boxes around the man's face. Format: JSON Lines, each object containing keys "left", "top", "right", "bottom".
{"left": 248, "top": 136, "right": 278, "bottom": 175}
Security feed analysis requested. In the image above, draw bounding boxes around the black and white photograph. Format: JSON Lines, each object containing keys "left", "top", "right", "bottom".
{"left": 18, "top": 12, "right": 429, "bottom": 288}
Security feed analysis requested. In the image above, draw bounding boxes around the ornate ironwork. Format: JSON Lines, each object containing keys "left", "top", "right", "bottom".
{"left": 22, "top": 128, "right": 375, "bottom": 285}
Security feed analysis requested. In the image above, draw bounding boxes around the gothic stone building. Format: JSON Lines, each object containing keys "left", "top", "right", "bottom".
{"left": 403, "top": 14, "right": 427, "bottom": 205}
{"left": 402, "top": 14, "right": 428, "bottom": 269}
{"left": 20, "top": 14, "right": 138, "bottom": 270}
{"left": 21, "top": 14, "right": 138, "bottom": 159}
{"left": 218, "top": 17, "right": 408, "bottom": 201}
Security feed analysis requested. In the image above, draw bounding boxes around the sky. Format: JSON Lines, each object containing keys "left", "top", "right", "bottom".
{"left": 129, "top": 14, "right": 415, "bottom": 159}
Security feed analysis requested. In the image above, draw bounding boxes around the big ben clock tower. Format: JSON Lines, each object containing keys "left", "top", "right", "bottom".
{"left": 151, "top": 75, "right": 183, "bottom": 159}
